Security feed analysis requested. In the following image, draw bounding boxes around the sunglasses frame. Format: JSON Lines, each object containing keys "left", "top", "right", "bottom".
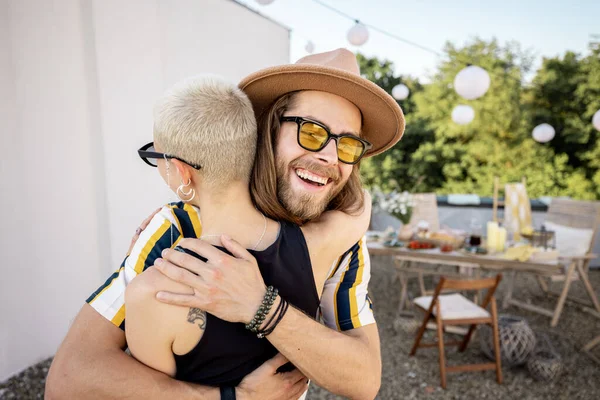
{"left": 280, "top": 116, "right": 372, "bottom": 165}
{"left": 137, "top": 142, "right": 202, "bottom": 170}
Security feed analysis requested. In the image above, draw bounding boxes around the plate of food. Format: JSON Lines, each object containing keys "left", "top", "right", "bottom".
{"left": 415, "top": 230, "right": 466, "bottom": 249}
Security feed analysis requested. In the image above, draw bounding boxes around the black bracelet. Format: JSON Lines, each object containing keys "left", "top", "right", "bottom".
{"left": 245, "top": 286, "right": 278, "bottom": 333}
{"left": 220, "top": 386, "right": 236, "bottom": 400}
{"left": 259, "top": 294, "right": 284, "bottom": 333}
{"left": 257, "top": 297, "right": 289, "bottom": 338}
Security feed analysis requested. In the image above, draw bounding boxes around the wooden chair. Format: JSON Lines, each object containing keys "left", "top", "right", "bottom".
{"left": 410, "top": 275, "right": 503, "bottom": 389}
{"left": 394, "top": 192, "right": 479, "bottom": 313}
{"left": 502, "top": 199, "right": 600, "bottom": 327}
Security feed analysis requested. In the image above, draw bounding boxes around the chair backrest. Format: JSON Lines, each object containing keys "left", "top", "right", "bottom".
{"left": 429, "top": 275, "right": 503, "bottom": 311}
{"left": 546, "top": 198, "right": 600, "bottom": 255}
{"left": 409, "top": 193, "right": 440, "bottom": 231}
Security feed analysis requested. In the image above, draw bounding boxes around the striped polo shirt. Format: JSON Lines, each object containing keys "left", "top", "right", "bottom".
{"left": 87, "top": 201, "right": 375, "bottom": 332}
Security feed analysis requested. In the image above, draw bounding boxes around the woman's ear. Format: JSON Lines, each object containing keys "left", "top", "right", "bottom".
{"left": 170, "top": 159, "right": 192, "bottom": 184}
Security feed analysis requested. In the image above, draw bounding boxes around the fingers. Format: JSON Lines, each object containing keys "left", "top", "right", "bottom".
{"left": 281, "top": 368, "right": 306, "bottom": 385}
{"left": 221, "top": 235, "right": 254, "bottom": 261}
{"left": 128, "top": 208, "right": 162, "bottom": 254}
{"left": 160, "top": 247, "right": 208, "bottom": 276}
{"left": 178, "top": 238, "right": 232, "bottom": 264}
{"left": 261, "top": 353, "right": 290, "bottom": 373}
{"left": 141, "top": 207, "right": 162, "bottom": 230}
{"left": 155, "top": 290, "right": 205, "bottom": 307}
{"left": 288, "top": 379, "right": 309, "bottom": 400}
{"left": 154, "top": 258, "right": 209, "bottom": 292}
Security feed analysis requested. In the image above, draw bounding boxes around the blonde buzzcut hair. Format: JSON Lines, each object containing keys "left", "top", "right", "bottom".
{"left": 153, "top": 75, "right": 257, "bottom": 188}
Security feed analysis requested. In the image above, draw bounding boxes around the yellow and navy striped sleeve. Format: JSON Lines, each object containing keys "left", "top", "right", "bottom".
{"left": 86, "top": 202, "right": 202, "bottom": 330}
{"left": 319, "top": 236, "right": 375, "bottom": 331}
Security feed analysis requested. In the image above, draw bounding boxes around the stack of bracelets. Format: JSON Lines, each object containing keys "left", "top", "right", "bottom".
{"left": 245, "top": 285, "right": 289, "bottom": 338}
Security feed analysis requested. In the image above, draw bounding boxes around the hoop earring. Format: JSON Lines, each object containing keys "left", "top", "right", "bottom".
{"left": 177, "top": 178, "right": 196, "bottom": 202}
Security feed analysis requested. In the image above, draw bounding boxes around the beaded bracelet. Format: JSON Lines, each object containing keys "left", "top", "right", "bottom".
{"left": 245, "top": 286, "right": 278, "bottom": 333}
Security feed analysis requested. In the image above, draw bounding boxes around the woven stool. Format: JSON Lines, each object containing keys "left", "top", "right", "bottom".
{"left": 480, "top": 315, "right": 536, "bottom": 367}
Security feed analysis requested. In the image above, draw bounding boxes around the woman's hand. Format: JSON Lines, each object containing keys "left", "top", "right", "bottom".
{"left": 237, "top": 353, "right": 309, "bottom": 400}
{"left": 127, "top": 208, "right": 161, "bottom": 254}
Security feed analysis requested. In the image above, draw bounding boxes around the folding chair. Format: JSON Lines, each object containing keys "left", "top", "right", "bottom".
{"left": 410, "top": 275, "right": 503, "bottom": 389}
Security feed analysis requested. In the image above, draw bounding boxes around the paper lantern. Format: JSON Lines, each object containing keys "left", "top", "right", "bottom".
{"left": 593, "top": 109, "right": 600, "bottom": 132}
{"left": 305, "top": 41, "right": 315, "bottom": 54}
{"left": 255, "top": 0, "right": 275, "bottom": 5}
{"left": 392, "top": 84, "right": 410, "bottom": 100}
{"left": 454, "top": 65, "right": 491, "bottom": 100}
{"left": 347, "top": 22, "right": 369, "bottom": 46}
{"left": 451, "top": 105, "right": 475, "bottom": 125}
{"left": 532, "top": 123, "right": 555, "bottom": 143}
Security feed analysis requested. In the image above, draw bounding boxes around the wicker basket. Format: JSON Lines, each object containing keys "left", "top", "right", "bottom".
{"left": 479, "top": 315, "right": 536, "bottom": 367}
{"left": 527, "top": 334, "right": 563, "bottom": 382}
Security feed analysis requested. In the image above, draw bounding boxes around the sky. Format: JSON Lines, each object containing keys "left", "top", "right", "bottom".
{"left": 235, "top": 0, "right": 600, "bottom": 81}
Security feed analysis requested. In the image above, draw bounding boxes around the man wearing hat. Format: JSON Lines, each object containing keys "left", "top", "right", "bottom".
{"left": 47, "top": 49, "right": 404, "bottom": 399}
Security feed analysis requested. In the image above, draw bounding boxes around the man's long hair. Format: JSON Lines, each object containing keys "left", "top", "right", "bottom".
{"left": 250, "top": 92, "right": 365, "bottom": 225}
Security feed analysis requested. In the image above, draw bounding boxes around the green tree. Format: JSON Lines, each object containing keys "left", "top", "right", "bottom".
{"left": 357, "top": 53, "right": 436, "bottom": 192}
{"left": 358, "top": 38, "right": 599, "bottom": 200}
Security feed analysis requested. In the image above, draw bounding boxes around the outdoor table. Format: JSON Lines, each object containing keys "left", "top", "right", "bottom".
{"left": 367, "top": 241, "right": 600, "bottom": 327}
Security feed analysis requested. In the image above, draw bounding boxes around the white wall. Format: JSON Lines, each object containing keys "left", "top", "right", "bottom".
{"left": 0, "top": 0, "right": 289, "bottom": 381}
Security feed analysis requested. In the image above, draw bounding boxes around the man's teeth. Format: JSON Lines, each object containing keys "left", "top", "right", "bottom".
{"left": 295, "top": 169, "right": 328, "bottom": 185}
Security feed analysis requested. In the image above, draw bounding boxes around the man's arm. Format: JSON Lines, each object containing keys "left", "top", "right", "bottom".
{"left": 45, "top": 304, "right": 219, "bottom": 400}
{"left": 155, "top": 237, "right": 381, "bottom": 400}
{"left": 46, "top": 304, "right": 308, "bottom": 400}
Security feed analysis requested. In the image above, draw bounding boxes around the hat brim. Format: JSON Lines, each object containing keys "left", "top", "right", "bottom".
{"left": 239, "top": 64, "right": 405, "bottom": 157}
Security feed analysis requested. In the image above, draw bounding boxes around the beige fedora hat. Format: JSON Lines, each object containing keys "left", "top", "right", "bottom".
{"left": 239, "top": 48, "right": 405, "bottom": 157}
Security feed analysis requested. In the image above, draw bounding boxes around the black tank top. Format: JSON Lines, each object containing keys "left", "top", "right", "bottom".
{"left": 173, "top": 220, "right": 320, "bottom": 387}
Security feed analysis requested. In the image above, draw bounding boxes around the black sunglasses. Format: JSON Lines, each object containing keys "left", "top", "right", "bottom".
{"left": 137, "top": 142, "right": 202, "bottom": 170}
{"left": 280, "top": 116, "right": 372, "bottom": 165}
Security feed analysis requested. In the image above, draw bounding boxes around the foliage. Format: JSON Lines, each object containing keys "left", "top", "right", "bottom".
{"left": 358, "top": 38, "right": 600, "bottom": 200}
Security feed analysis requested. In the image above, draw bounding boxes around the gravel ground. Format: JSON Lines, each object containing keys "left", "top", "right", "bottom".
{"left": 2, "top": 257, "right": 599, "bottom": 399}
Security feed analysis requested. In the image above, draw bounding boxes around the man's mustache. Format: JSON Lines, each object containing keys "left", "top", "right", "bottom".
{"left": 289, "top": 159, "right": 341, "bottom": 183}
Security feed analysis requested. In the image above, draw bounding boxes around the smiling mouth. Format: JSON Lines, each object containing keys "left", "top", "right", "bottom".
{"left": 295, "top": 168, "right": 330, "bottom": 187}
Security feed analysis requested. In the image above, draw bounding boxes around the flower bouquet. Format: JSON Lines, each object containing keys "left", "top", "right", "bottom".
{"left": 373, "top": 190, "right": 415, "bottom": 240}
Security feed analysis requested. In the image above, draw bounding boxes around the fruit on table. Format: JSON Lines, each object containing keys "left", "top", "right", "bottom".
{"left": 440, "top": 244, "right": 454, "bottom": 252}
{"left": 408, "top": 241, "right": 435, "bottom": 250}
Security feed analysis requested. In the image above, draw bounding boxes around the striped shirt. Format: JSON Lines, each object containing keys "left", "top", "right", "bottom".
{"left": 87, "top": 201, "right": 374, "bottom": 332}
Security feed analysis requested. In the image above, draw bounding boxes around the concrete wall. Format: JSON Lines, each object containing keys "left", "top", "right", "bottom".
{"left": 0, "top": 0, "right": 289, "bottom": 381}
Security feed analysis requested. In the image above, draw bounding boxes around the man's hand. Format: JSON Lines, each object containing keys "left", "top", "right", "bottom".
{"left": 237, "top": 354, "right": 309, "bottom": 400}
{"left": 154, "top": 236, "right": 266, "bottom": 323}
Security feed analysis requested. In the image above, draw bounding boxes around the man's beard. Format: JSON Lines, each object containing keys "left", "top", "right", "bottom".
{"left": 275, "top": 157, "right": 344, "bottom": 222}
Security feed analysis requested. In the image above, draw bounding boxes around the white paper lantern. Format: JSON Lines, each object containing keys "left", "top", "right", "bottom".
{"left": 451, "top": 105, "right": 475, "bottom": 125}
{"left": 255, "top": 0, "right": 275, "bottom": 5}
{"left": 347, "top": 22, "right": 369, "bottom": 46}
{"left": 593, "top": 109, "right": 600, "bottom": 132}
{"left": 454, "top": 65, "right": 491, "bottom": 100}
{"left": 532, "top": 123, "right": 555, "bottom": 143}
{"left": 305, "top": 41, "right": 315, "bottom": 54}
{"left": 392, "top": 84, "right": 410, "bottom": 100}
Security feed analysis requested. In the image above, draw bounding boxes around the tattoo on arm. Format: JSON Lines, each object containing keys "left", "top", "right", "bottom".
{"left": 187, "top": 307, "right": 207, "bottom": 330}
